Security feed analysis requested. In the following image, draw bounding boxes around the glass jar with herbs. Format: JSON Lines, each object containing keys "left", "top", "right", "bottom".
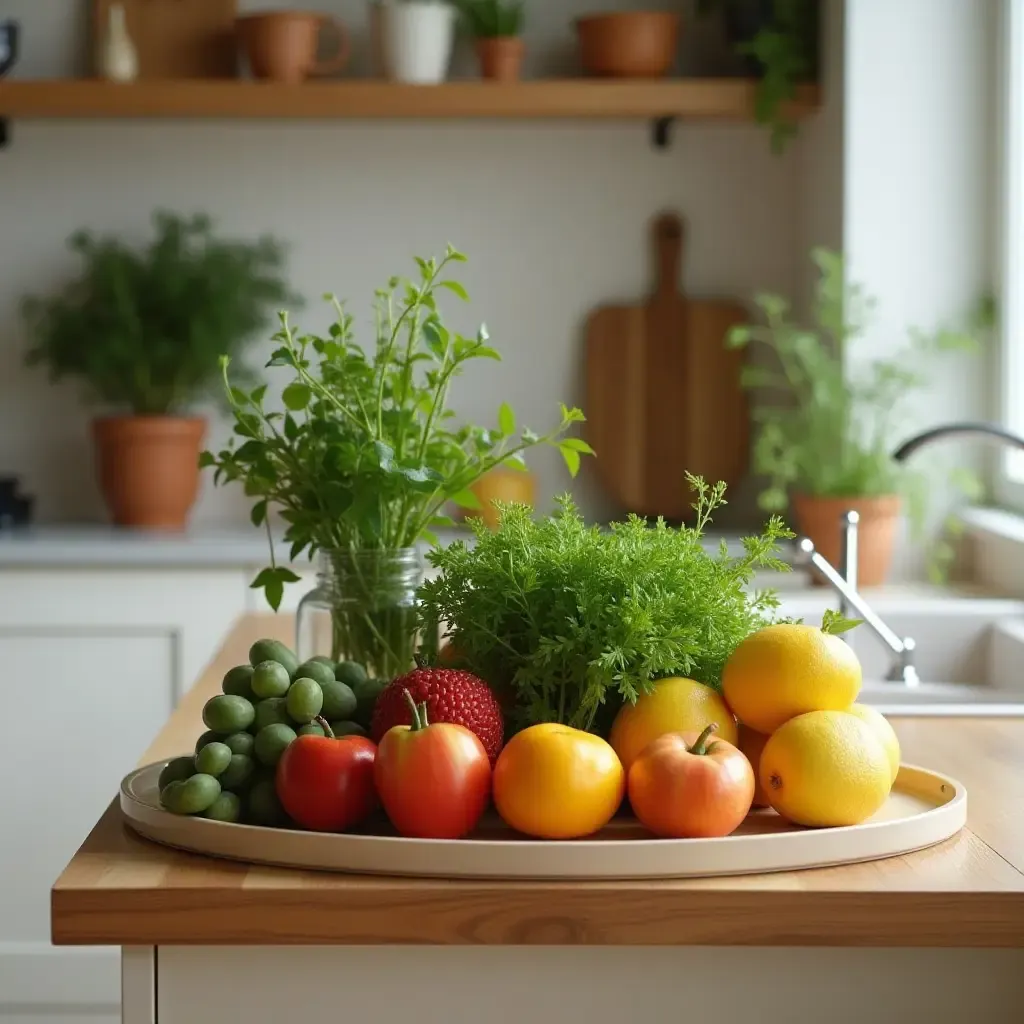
{"left": 203, "top": 246, "right": 589, "bottom": 676}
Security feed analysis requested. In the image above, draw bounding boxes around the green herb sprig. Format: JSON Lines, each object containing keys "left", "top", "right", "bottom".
{"left": 456, "top": 0, "right": 524, "bottom": 38}
{"left": 204, "top": 246, "right": 589, "bottom": 612}
{"left": 418, "top": 474, "right": 793, "bottom": 734}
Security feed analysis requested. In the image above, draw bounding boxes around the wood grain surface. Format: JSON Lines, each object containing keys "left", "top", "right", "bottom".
{"left": 0, "top": 79, "right": 821, "bottom": 120}
{"left": 52, "top": 615, "right": 1024, "bottom": 948}
{"left": 584, "top": 212, "right": 749, "bottom": 519}
{"left": 93, "top": 0, "right": 238, "bottom": 79}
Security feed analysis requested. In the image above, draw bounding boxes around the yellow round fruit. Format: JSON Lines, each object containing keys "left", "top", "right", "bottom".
{"left": 609, "top": 677, "right": 737, "bottom": 773}
{"left": 844, "top": 703, "right": 900, "bottom": 785}
{"left": 759, "top": 710, "right": 891, "bottom": 827}
{"left": 737, "top": 723, "right": 771, "bottom": 808}
{"left": 722, "top": 623, "right": 862, "bottom": 735}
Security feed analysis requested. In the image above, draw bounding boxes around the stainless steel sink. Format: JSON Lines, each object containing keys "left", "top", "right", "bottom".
{"left": 772, "top": 589, "right": 1024, "bottom": 716}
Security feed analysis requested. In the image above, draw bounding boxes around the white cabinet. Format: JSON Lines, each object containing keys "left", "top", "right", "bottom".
{"left": 0, "top": 550, "right": 283, "bottom": 1024}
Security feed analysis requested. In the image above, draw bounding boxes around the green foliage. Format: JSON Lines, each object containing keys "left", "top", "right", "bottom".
{"left": 697, "top": 0, "right": 819, "bottom": 154}
{"left": 22, "top": 211, "right": 295, "bottom": 415}
{"left": 417, "top": 474, "right": 793, "bottom": 734}
{"left": 204, "top": 245, "right": 588, "bottom": 612}
{"left": 820, "top": 609, "right": 862, "bottom": 636}
{"left": 728, "top": 248, "right": 988, "bottom": 525}
{"left": 456, "top": 0, "right": 524, "bottom": 37}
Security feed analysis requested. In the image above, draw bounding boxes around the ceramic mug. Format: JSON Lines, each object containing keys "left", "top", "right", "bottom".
{"left": 0, "top": 19, "right": 19, "bottom": 78}
{"left": 236, "top": 12, "right": 350, "bottom": 83}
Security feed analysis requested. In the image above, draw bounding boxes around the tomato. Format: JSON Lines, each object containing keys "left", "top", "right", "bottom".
{"left": 628, "top": 723, "right": 754, "bottom": 838}
{"left": 275, "top": 724, "right": 377, "bottom": 832}
{"left": 493, "top": 723, "right": 624, "bottom": 839}
{"left": 374, "top": 690, "right": 491, "bottom": 839}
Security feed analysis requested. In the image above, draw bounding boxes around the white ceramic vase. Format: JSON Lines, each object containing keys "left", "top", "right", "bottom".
{"left": 98, "top": 2, "right": 139, "bottom": 82}
{"left": 379, "top": 1, "right": 455, "bottom": 85}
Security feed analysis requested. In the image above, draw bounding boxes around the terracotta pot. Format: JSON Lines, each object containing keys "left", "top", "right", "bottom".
{"left": 236, "top": 11, "right": 350, "bottom": 83}
{"left": 475, "top": 37, "right": 525, "bottom": 81}
{"left": 575, "top": 11, "right": 680, "bottom": 78}
{"left": 92, "top": 416, "right": 207, "bottom": 530}
{"left": 791, "top": 493, "right": 902, "bottom": 589}
{"left": 467, "top": 468, "right": 536, "bottom": 530}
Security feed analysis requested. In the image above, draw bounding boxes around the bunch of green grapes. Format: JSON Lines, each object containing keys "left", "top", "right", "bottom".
{"left": 157, "top": 638, "right": 388, "bottom": 826}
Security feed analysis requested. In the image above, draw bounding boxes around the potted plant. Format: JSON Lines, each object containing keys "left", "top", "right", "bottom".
{"left": 377, "top": 0, "right": 457, "bottom": 84}
{"left": 204, "top": 245, "right": 588, "bottom": 678}
{"left": 697, "top": 0, "right": 820, "bottom": 153}
{"left": 727, "top": 248, "right": 986, "bottom": 586}
{"left": 22, "top": 211, "right": 294, "bottom": 530}
{"left": 456, "top": 0, "right": 525, "bottom": 81}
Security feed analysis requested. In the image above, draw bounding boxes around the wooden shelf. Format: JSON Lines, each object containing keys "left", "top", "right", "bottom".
{"left": 0, "top": 78, "right": 820, "bottom": 122}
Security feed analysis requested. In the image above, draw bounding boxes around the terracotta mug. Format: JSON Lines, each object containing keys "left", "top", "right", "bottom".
{"left": 237, "top": 12, "right": 350, "bottom": 83}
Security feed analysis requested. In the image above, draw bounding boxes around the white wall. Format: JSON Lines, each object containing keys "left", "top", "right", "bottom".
{"left": 842, "top": 0, "right": 997, "bottom": 577}
{"left": 0, "top": 0, "right": 803, "bottom": 531}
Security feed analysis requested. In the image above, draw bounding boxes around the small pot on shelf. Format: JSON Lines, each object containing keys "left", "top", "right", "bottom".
{"left": 475, "top": 36, "right": 524, "bottom": 80}
{"left": 379, "top": 1, "right": 457, "bottom": 84}
{"left": 93, "top": 415, "right": 207, "bottom": 530}
{"left": 575, "top": 11, "right": 680, "bottom": 78}
{"left": 791, "top": 493, "right": 902, "bottom": 589}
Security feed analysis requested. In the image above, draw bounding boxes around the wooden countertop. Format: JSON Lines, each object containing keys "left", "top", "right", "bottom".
{"left": 52, "top": 615, "right": 1024, "bottom": 948}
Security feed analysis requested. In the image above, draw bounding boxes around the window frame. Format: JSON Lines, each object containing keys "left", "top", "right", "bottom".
{"left": 997, "top": 0, "right": 1024, "bottom": 509}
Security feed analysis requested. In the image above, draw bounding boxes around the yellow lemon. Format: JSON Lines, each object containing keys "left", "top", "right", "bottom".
{"left": 609, "top": 677, "right": 737, "bottom": 773}
{"left": 760, "top": 710, "right": 891, "bottom": 827}
{"left": 844, "top": 703, "right": 900, "bottom": 785}
{"left": 722, "top": 623, "right": 861, "bottom": 734}
{"left": 737, "top": 723, "right": 772, "bottom": 808}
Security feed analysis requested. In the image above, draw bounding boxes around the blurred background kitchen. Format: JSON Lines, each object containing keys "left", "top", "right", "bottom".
{"left": 2, "top": 1, "right": 1024, "bottom": 1021}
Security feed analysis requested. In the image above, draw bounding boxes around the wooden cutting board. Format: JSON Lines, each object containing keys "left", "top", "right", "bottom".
{"left": 93, "top": 0, "right": 238, "bottom": 79}
{"left": 584, "top": 212, "right": 750, "bottom": 520}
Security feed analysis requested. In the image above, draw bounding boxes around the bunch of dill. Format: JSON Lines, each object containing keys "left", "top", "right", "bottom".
{"left": 417, "top": 475, "right": 793, "bottom": 734}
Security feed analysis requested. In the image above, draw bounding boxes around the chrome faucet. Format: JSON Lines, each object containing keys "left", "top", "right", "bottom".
{"left": 796, "top": 516, "right": 919, "bottom": 687}
{"left": 792, "top": 422, "right": 1024, "bottom": 687}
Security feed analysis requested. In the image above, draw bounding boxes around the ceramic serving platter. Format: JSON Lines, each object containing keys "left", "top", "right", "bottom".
{"left": 120, "top": 760, "right": 966, "bottom": 880}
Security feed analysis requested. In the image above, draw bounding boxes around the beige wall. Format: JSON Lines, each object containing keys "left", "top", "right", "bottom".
{"left": 0, "top": 0, "right": 806, "bottom": 528}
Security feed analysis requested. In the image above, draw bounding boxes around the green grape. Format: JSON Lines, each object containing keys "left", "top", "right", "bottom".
{"left": 286, "top": 678, "right": 324, "bottom": 724}
{"left": 202, "top": 695, "right": 255, "bottom": 734}
{"left": 194, "top": 742, "right": 232, "bottom": 778}
{"left": 251, "top": 660, "right": 291, "bottom": 699}
{"left": 254, "top": 724, "right": 297, "bottom": 767}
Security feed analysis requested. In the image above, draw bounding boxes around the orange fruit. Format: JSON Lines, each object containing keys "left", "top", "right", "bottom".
{"left": 737, "top": 724, "right": 771, "bottom": 808}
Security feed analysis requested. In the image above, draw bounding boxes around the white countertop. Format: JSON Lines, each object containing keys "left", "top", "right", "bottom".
{"left": 0, "top": 524, "right": 799, "bottom": 570}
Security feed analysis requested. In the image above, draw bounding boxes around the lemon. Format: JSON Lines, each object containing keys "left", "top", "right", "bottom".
{"left": 737, "top": 723, "right": 771, "bottom": 808}
{"left": 722, "top": 623, "right": 862, "bottom": 734}
{"left": 760, "top": 710, "right": 891, "bottom": 827}
{"left": 845, "top": 703, "right": 900, "bottom": 785}
{"left": 609, "top": 677, "right": 738, "bottom": 772}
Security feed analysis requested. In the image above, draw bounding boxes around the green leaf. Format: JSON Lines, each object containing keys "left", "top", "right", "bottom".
{"left": 473, "top": 346, "right": 501, "bottom": 361}
{"left": 374, "top": 441, "right": 395, "bottom": 471}
{"left": 250, "top": 500, "right": 268, "bottom": 528}
{"left": 198, "top": 451, "right": 216, "bottom": 469}
{"left": 820, "top": 609, "right": 863, "bottom": 636}
{"left": 438, "top": 279, "right": 469, "bottom": 301}
{"left": 560, "top": 445, "right": 581, "bottom": 477}
{"left": 282, "top": 382, "right": 311, "bottom": 410}
{"left": 265, "top": 578, "right": 284, "bottom": 612}
{"left": 450, "top": 488, "right": 482, "bottom": 510}
{"left": 276, "top": 568, "right": 302, "bottom": 583}
{"left": 498, "top": 401, "right": 516, "bottom": 436}
{"left": 560, "top": 437, "right": 595, "bottom": 455}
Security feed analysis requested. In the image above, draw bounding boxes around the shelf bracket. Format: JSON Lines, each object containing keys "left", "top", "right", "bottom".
{"left": 651, "top": 116, "right": 674, "bottom": 150}
{"left": 0, "top": 119, "right": 9, "bottom": 149}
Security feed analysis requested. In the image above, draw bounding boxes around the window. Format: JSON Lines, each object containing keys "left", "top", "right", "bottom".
{"left": 998, "top": 0, "right": 1024, "bottom": 508}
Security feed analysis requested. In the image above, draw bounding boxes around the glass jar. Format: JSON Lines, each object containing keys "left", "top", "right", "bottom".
{"left": 296, "top": 547, "right": 423, "bottom": 680}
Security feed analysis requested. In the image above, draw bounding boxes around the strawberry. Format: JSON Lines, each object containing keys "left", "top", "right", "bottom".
{"left": 371, "top": 667, "right": 504, "bottom": 764}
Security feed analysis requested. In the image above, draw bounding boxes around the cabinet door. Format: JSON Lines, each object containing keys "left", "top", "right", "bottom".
{"left": 0, "top": 631, "right": 175, "bottom": 1022}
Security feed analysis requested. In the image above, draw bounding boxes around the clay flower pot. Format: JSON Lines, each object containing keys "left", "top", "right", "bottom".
{"left": 92, "top": 416, "right": 207, "bottom": 530}
{"left": 475, "top": 36, "right": 525, "bottom": 81}
{"left": 575, "top": 11, "right": 680, "bottom": 78}
{"left": 791, "top": 493, "right": 902, "bottom": 589}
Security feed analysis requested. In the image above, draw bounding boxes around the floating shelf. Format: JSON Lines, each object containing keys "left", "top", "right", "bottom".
{"left": 0, "top": 78, "right": 820, "bottom": 122}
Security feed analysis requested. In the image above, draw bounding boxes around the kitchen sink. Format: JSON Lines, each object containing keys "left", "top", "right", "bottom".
{"left": 772, "top": 588, "right": 1024, "bottom": 716}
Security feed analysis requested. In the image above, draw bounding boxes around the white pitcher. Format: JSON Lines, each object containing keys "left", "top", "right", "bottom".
{"left": 98, "top": 3, "right": 139, "bottom": 82}
{"left": 379, "top": 1, "right": 455, "bottom": 85}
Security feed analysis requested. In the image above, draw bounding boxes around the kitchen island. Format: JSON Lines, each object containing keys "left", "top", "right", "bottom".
{"left": 52, "top": 615, "right": 1024, "bottom": 1024}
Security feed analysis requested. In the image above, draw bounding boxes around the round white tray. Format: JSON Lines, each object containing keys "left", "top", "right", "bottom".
{"left": 120, "top": 760, "right": 966, "bottom": 880}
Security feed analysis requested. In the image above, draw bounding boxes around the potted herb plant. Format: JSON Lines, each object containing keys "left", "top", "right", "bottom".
{"left": 727, "top": 248, "right": 985, "bottom": 586}
{"left": 698, "top": 0, "right": 820, "bottom": 153}
{"left": 204, "top": 246, "right": 587, "bottom": 679}
{"left": 456, "top": 0, "right": 525, "bottom": 81}
{"left": 22, "top": 211, "right": 294, "bottom": 530}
